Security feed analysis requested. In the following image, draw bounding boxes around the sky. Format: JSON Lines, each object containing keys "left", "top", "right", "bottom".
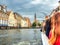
{"left": 0, "top": 0, "right": 59, "bottom": 22}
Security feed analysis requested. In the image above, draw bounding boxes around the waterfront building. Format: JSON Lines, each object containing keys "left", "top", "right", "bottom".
{"left": 24, "top": 17, "right": 31, "bottom": 27}
{"left": 0, "top": 5, "right": 30, "bottom": 28}
{"left": 14, "top": 12, "right": 24, "bottom": 27}
{"left": 20, "top": 19, "right": 28, "bottom": 27}
{"left": 0, "top": 11, "right": 8, "bottom": 26}
{"left": 0, "top": 5, "right": 8, "bottom": 26}
{"left": 7, "top": 11, "right": 28, "bottom": 28}
{"left": 6, "top": 11, "right": 17, "bottom": 27}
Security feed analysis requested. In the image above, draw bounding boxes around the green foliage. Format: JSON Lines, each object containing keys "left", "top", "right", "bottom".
{"left": 32, "top": 22, "right": 36, "bottom": 27}
{"left": 32, "top": 22, "right": 41, "bottom": 28}
{"left": 38, "top": 23, "right": 41, "bottom": 27}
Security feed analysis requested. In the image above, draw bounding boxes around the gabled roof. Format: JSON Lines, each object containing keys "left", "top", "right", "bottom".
{"left": 6, "top": 11, "right": 11, "bottom": 16}
{"left": 14, "top": 12, "right": 24, "bottom": 20}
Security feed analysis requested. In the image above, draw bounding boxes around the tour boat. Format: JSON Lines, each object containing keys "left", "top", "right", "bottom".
{"left": 41, "top": 32, "right": 50, "bottom": 45}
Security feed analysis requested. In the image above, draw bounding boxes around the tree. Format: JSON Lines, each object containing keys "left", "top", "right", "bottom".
{"left": 32, "top": 22, "right": 36, "bottom": 27}
{"left": 38, "top": 23, "right": 41, "bottom": 27}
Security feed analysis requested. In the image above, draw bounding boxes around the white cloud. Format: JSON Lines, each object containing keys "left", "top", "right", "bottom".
{"left": 12, "top": 0, "right": 30, "bottom": 4}
{"left": 22, "top": 15, "right": 34, "bottom": 23}
{"left": 31, "top": 0, "right": 42, "bottom": 5}
{"left": 21, "top": 0, "right": 54, "bottom": 9}
{"left": 50, "top": 3, "right": 59, "bottom": 9}
{"left": 49, "top": 0, "right": 59, "bottom": 9}
{"left": 30, "top": 0, "right": 50, "bottom": 5}
{"left": 22, "top": 15, "right": 34, "bottom": 19}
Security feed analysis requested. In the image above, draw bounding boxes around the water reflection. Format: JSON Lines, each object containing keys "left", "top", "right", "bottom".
{"left": 0, "top": 29, "right": 42, "bottom": 45}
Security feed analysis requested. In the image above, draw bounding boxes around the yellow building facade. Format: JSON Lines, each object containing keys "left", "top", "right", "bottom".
{"left": 24, "top": 17, "right": 31, "bottom": 27}
{"left": 7, "top": 11, "right": 17, "bottom": 27}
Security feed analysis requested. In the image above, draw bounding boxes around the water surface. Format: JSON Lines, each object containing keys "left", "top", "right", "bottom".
{"left": 0, "top": 29, "right": 42, "bottom": 45}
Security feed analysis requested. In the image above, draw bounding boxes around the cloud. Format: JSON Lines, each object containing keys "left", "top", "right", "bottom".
{"left": 12, "top": 0, "right": 23, "bottom": 3}
{"left": 37, "top": 18, "right": 45, "bottom": 21}
{"left": 22, "top": 3, "right": 34, "bottom": 9}
{"left": 0, "top": 0, "right": 9, "bottom": 5}
{"left": 12, "top": 0, "right": 31, "bottom": 4}
{"left": 22, "top": 0, "right": 52, "bottom": 9}
{"left": 30, "top": 0, "right": 50, "bottom": 5}
{"left": 50, "top": 3, "right": 59, "bottom": 9}
{"left": 22, "top": 15, "right": 34, "bottom": 23}
{"left": 31, "top": 0, "right": 42, "bottom": 5}
{"left": 0, "top": 0, "right": 59, "bottom": 22}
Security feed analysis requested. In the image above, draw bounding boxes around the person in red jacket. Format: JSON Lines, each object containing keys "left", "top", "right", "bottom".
{"left": 54, "top": 12, "right": 60, "bottom": 45}
{"left": 49, "top": 12, "right": 60, "bottom": 45}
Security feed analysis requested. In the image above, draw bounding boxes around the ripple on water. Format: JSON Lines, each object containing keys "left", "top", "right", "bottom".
{"left": 0, "top": 29, "right": 42, "bottom": 45}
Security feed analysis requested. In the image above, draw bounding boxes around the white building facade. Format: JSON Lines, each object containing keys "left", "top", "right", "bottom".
{"left": 21, "top": 19, "right": 28, "bottom": 27}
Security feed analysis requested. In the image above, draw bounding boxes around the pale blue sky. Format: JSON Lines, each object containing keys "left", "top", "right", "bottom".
{"left": 0, "top": 0, "right": 59, "bottom": 22}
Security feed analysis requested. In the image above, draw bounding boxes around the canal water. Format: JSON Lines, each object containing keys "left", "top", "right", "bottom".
{"left": 0, "top": 29, "right": 42, "bottom": 45}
